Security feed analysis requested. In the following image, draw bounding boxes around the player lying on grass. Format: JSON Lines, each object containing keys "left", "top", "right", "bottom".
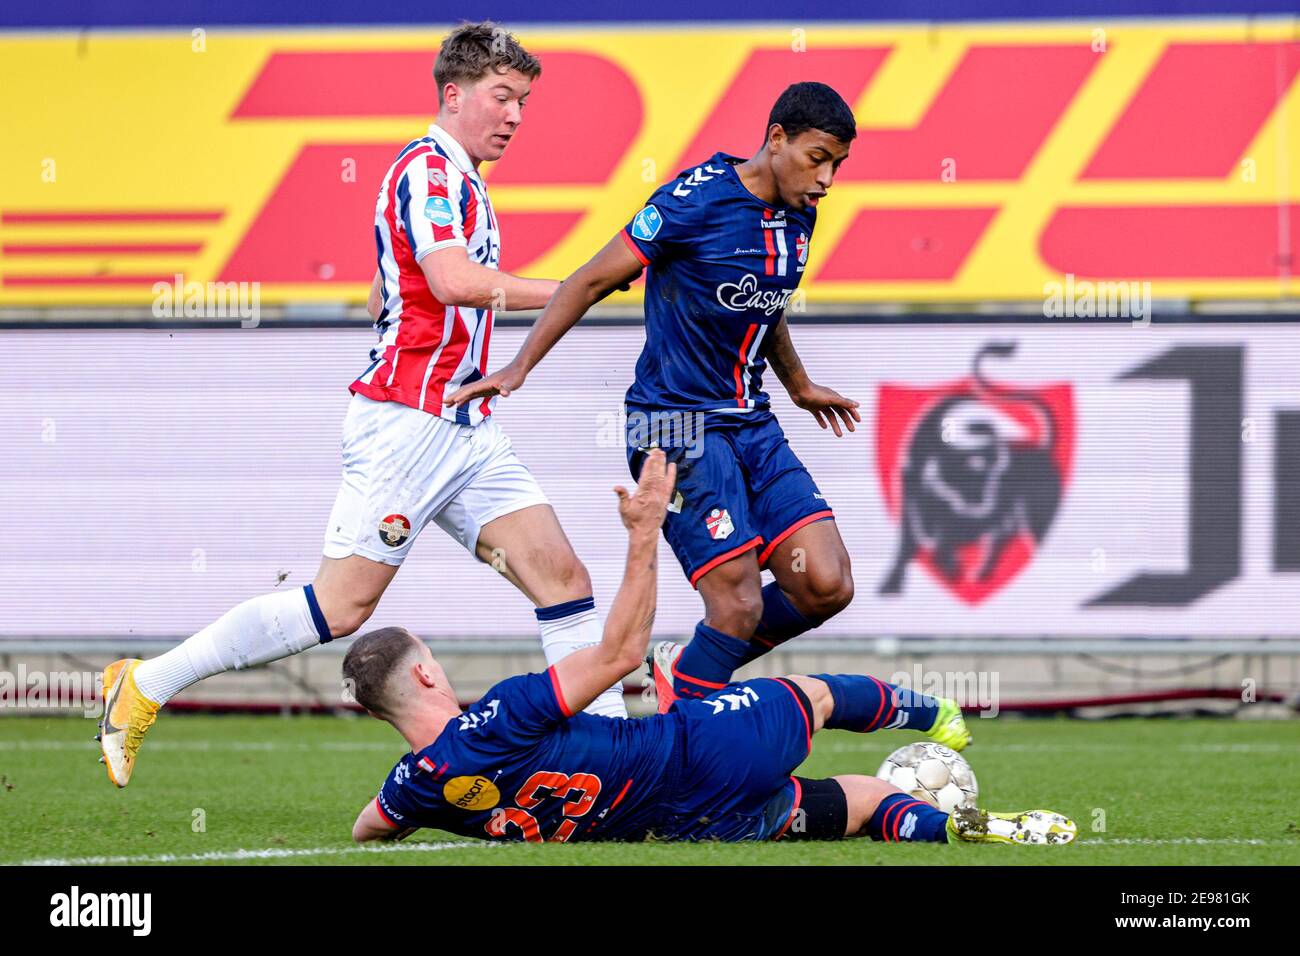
{"left": 347, "top": 449, "right": 1076, "bottom": 846}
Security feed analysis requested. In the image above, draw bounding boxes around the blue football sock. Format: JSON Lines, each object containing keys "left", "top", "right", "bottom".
{"left": 672, "top": 622, "right": 751, "bottom": 699}
{"left": 739, "top": 582, "right": 815, "bottom": 665}
{"left": 813, "top": 673, "right": 941, "bottom": 733}
{"left": 866, "top": 792, "right": 949, "bottom": 842}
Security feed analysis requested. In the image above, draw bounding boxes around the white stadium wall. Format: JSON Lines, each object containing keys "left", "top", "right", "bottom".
{"left": 3, "top": 320, "right": 1298, "bottom": 642}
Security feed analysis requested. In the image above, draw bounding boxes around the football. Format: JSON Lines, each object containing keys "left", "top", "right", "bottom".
{"left": 876, "top": 742, "right": 979, "bottom": 813}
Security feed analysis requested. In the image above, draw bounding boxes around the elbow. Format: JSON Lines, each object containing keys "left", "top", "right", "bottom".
{"left": 573, "top": 271, "right": 622, "bottom": 307}
{"left": 352, "top": 810, "right": 381, "bottom": 844}
{"left": 423, "top": 259, "right": 478, "bottom": 308}
{"left": 557, "top": 261, "right": 622, "bottom": 308}
{"left": 597, "top": 630, "right": 644, "bottom": 677}
{"left": 562, "top": 272, "right": 598, "bottom": 302}
{"left": 427, "top": 274, "right": 474, "bottom": 308}
{"left": 614, "top": 649, "right": 645, "bottom": 678}
{"left": 595, "top": 636, "right": 643, "bottom": 680}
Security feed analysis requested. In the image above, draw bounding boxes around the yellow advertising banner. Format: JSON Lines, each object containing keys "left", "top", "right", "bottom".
{"left": 1, "top": 21, "right": 1296, "bottom": 305}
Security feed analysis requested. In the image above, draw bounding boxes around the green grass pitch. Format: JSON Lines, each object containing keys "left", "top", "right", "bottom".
{"left": 2, "top": 714, "right": 1297, "bottom": 866}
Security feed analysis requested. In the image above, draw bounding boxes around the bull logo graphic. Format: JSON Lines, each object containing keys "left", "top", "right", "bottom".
{"left": 876, "top": 343, "right": 1073, "bottom": 604}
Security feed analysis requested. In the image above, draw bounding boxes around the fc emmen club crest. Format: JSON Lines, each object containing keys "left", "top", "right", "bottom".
{"left": 705, "top": 508, "right": 735, "bottom": 541}
{"left": 875, "top": 343, "right": 1073, "bottom": 605}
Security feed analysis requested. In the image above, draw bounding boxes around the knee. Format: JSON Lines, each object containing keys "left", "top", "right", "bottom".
{"left": 557, "top": 552, "right": 593, "bottom": 596}
{"left": 703, "top": 582, "right": 763, "bottom": 637}
{"left": 794, "top": 564, "right": 855, "bottom": 623}
{"left": 323, "top": 601, "right": 377, "bottom": 640}
{"left": 835, "top": 774, "right": 897, "bottom": 836}
{"left": 784, "top": 675, "right": 834, "bottom": 729}
{"left": 514, "top": 542, "right": 591, "bottom": 596}
{"left": 313, "top": 586, "right": 380, "bottom": 640}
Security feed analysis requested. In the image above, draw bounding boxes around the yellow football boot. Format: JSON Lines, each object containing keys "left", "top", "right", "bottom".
{"left": 98, "top": 659, "right": 161, "bottom": 788}
{"left": 925, "top": 697, "right": 972, "bottom": 751}
{"left": 947, "top": 807, "right": 1077, "bottom": 845}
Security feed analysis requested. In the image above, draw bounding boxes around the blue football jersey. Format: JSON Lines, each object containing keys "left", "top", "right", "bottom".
{"left": 621, "top": 152, "right": 816, "bottom": 415}
{"left": 375, "top": 670, "right": 683, "bottom": 843}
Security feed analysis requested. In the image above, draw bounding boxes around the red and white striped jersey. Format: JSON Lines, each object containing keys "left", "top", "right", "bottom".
{"left": 351, "top": 124, "right": 502, "bottom": 426}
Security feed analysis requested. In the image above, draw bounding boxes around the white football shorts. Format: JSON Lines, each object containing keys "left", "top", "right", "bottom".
{"left": 322, "top": 393, "right": 549, "bottom": 566}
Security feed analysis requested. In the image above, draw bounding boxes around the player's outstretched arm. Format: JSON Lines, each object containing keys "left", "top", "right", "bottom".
{"left": 352, "top": 799, "right": 417, "bottom": 843}
{"left": 550, "top": 449, "right": 675, "bottom": 715}
{"left": 767, "top": 316, "right": 862, "bottom": 437}
{"left": 446, "top": 233, "right": 644, "bottom": 407}
{"left": 419, "top": 246, "right": 559, "bottom": 312}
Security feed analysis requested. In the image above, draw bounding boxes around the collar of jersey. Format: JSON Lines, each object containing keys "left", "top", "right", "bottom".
{"left": 402, "top": 734, "right": 449, "bottom": 776}
{"left": 427, "top": 123, "right": 477, "bottom": 178}
{"left": 714, "top": 151, "right": 795, "bottom": 215}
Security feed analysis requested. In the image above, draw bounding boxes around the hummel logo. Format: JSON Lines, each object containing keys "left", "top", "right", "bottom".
{"left": 458, "top": 698, "right": 501, "bottom": 731}
{"left": 704, "top": 686, "right": 759, "bottom": 714}
{"left": 673, "top": 164, "right": 725, "bottom": 197}
{"left": 883, "top": 710, "right": 910, "bottom": 731}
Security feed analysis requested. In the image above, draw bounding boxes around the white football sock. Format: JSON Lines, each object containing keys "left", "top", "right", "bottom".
{"left": 536, "top": 597, "right": 628, "bottom": 719}
{"left": 133, "top": 585, "right": 331, "bottom": 705}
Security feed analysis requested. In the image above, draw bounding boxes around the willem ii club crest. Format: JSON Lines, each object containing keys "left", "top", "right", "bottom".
{"left": 875, "top": 343, "right": 1074, "bottom": 605}
{"left": 378, "top": 513, "right": 411, "bottom": 548}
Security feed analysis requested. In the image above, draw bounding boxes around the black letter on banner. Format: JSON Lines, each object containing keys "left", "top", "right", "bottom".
{"left": 1085, "top": 345, "right": 1242, "bottom": 606}
{"left": 1274, "top": 410, "right": 1300, "bottom": 571}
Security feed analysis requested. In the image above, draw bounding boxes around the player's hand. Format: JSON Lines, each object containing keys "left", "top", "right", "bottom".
{"left": 792, "top": 382, "right": 861, "bottom": 437}
{"left": 614, "top": 448, "right": 676, "bottom": 534}
{"left": 445, "top": 362, "right": 527, "bottom": 407}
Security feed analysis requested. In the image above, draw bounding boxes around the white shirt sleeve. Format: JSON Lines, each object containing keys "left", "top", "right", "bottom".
{"left": 400, "top": 152, "right": 470, "bottom": 262}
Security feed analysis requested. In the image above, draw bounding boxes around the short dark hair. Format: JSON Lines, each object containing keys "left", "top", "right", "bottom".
{"left": 434, "top": 21, "right": 542, "bottom": 107}
{"left": 342, "top": 626, "right": 422, "bottom": 720}
{"left": 766, "top": 82, "right": 857, "bottom": 145}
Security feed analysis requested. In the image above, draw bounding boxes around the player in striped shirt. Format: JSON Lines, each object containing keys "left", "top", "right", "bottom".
{"left": 98, "top": 23, "right": 627, "bottom": 788}
{"left": 449, "top": 83, "right": 865, "bottom": 715}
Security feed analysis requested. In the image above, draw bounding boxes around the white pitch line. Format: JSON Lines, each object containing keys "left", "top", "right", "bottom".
{"left": 18, "top": 840, "right": 503, "bottom": 866}
{"left": 12, "top": 838, "right": 1297, "bottom": 864}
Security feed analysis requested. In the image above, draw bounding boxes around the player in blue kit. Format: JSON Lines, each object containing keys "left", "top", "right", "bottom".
{"left": 349, "top": 449, "right": 1077, "bottom": 847}
{"left": 448, "top": 83, "right": 867, "bottom": 714}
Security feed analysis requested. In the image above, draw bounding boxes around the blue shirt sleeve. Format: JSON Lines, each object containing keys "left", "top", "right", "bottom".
{"left": 472, "top": 669, "right": 573, "bottom": 746}
{"left": 376, "top": 755, "right": 424, "bottom": 828}
{"left": 622, "top": 179, "right": 706, "bottom": 265}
